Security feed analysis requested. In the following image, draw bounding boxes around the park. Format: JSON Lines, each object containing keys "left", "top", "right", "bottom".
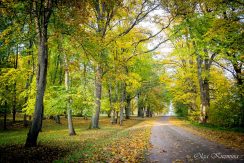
{"left": 0, "top": 0, "right": 243, "bottom": 162}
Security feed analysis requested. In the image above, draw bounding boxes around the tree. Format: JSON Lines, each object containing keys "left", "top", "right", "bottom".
{"left": 161, "top": 0, "right": 243, "bottom": 125}
{"left": 84, "top": 0, "right": 162, "bottom": 128}
{"left": 25, "top": 0, "right": 54, "bottom": 147}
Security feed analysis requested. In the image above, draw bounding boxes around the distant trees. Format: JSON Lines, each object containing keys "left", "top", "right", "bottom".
{"left": 161, "top": 0, "right": 243, "bottom": 126}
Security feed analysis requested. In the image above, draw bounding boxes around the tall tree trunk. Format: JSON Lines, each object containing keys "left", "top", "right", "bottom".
{"left": 108, "top": 84, "right": 116, "bottom": 124}
{"left": 25, "top": 29, "right": 48, "bottom": 147}
{"left": 119, "top": 107, "right": 123, "bottom": 125}
{"left": 119, "top": 83, "right": 126, "bottom": 125}
{"left": 12, "top": 87, "right": 16, "bottom": 123}
{"left": 24, "top": 114, "right": 28, "bottom": 127}
{"left": 12, "top": 45, "right": 18, "bottom": 123}
{"left": 197, "top": 55, "right": 210, "bottom": 124}
{"left": 91, "top": 65, "right": 102, "bottom": 128}
{"left": 4, "top": 102, "right": 7, "bottom": 130}
{"left": 146, "top": 106, "right": 150, "bottom": 117}
{"left": 116, "top": 111, "right": 119, "bottom": 124}
{"left": 64, "top": 54, "right": 76, "bottom": 135}
{"left": 124, "top": 67, "right": 130, "bottom": 119}
{"left": 137, "top": 93, "right": 139, "bottom": 117}
{"left": 25, "top": 1, "right": 53, "bottom": 147}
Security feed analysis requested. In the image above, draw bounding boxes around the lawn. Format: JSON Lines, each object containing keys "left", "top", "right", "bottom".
{"left": 0, "top": 115, "right": 154, "bottom": 162}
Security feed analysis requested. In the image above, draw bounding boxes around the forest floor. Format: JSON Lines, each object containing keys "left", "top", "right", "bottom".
{"left": 1, "top": 116, "right": 244, "bottom": 163}
{"left": 0, "top": 116, "right": 154, "bottom": 162}
{"left": 148, "top": 116, "right": 244, "bottom": 163}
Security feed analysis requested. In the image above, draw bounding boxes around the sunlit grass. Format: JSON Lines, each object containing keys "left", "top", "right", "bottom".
{"left": 0, "top": 115, "right": 153, "bottom": 162}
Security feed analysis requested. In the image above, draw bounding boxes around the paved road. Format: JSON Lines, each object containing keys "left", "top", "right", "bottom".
{"left": 148, "top": 116, "right": 244, "bottom": 163}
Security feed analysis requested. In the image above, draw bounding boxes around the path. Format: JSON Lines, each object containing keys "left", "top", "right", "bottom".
{"left": 149, "top": 116, "right": 244, "bottom": 163}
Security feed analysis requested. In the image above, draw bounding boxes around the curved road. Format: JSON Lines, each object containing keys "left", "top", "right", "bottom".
{"left": 149, "top": 116, "right": 244, "bottom": 163}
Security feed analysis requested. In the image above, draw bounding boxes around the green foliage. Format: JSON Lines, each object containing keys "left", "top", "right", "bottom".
{"left": 209, "top": 86, "right": 243, "bottom": 127}
{"left": 173, "top": 102, "right": 188, "bottom": 117}
{"left": 164, "top": 0, "right": 243, "bottom": 127}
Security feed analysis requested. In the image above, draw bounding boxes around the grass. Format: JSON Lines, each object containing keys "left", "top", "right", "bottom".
{"left": 169, "top": 117, "right": 244, "bottom": 151}
{"left": 175, "top": 117, "right": 244, "bottom": 133}
{"left": 0, "top": 115, "right": 153, "bottom": 162}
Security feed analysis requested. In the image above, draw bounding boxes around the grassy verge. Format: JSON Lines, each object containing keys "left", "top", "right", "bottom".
{"left": 0, "top": 116, "right": 153, "bottom": 162}
{"left": 169, "top": 117, "right": 244, "bottom": 151}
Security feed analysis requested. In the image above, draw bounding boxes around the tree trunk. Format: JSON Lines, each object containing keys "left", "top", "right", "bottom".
{"left": 107, "top": 110, "right": 111, "bottom": 118}
{"left": 111, "top": 110, "right": 116, "bottom": 124}
{"left": 4, "top": 102, "right": 7, "bottom": 130}
{"left": 91, "top": 65, "right": 102, "bottom": 128}
{"left": 125, "top": 95, "right": 131, "bottom": 119}
{"left": 12, "top": 104, "right": 16, "bottom": 123}
{"left": 54, "top": 115, "right": 61, "bottom": 124}
{"left": 67, "top": 108, "right": 76, "bottom": 135}
{"left": 24, "top": 114, "right": 28, "bottom": 127}
{"left": 25, "top": 1, "right": 53, "bottom": 146}
{"left": 141, "top": 108, "right": 145, "bottom": 118}
{"left": 64, "top": 54, "right": 76, "bottom": 135}
{"left": 119, "top": 83, "right": 126, "bottom": 125}
{"left": 108, "top": 84, "right": 116, "bottom": 124}
{"left": 116, "top": 111, "right": 119, "bottom": 124}
{"left": 146, "top": 107, "right": 150, "bottom": 117}
{"left": 25, "top": 27, "right": 48, "bottom": 147}
{"left": 137, "top": 93, "right": 141, "bottom": 117}
{"left": 197, "top": 55, "right": 210, "bottom": 124}
{"left": 12, "top": 45, "right": 18, "bottom": 123}
{"left": 119, "top": 108, "right": 123, "bottom": 125}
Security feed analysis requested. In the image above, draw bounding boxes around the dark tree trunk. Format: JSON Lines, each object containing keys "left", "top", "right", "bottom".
{"left": 137, "top": 92, "right": 145, "bottom": 118}
{"left": 23, "top": 114, "right": 28, "bottom": 127}
{"left": 119, "top": 83, "right": 126, "bottom": 125}
{"left": 12, "top": 45, "right": 18, "bottom": 123}
{"left": 240, "top": 95, "right": 244, "bottom": 127}
{"left": 116, "top": 111, "right": 119, "bottom": 124}
{"left": 141, "top": 108, "right": 145, "bottom": 118}
{"left": 125, "top": 95, "right": 131, "bottom": 119}
{"left": 12, "top": 106, "right": 16, "bottom": 123}
{"left": 138, "top": 107, "right": 143, "bottom": 117}
{"left": 108, "top": 84, "right": 116, "bottom": 124}
{"left": 107, "top": 110, "right": 111, "bottom": 118}
{"left": 54, "top": 115, "right": 61, "bottom": 124}
{"left": 4, "top": 102, "right": 7, "bottom": 130}
{"left": 25, "top": 0, "right": 53, "bottom": 147}
{"left": 91, "top": 65, "right": 102, "bottom": 128}
{"left": 146, "top": 107, "right": 150, "bottom": 117}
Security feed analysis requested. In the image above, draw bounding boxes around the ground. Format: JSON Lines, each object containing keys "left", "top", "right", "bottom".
{"left": 148, "top": 116, "right": 244, "bottom": 163}
{"left": 0, "top": 116, "right": 153, "bottom": 162}
{"left": 0, "top": 116, "right": 244, "bottom": 162}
